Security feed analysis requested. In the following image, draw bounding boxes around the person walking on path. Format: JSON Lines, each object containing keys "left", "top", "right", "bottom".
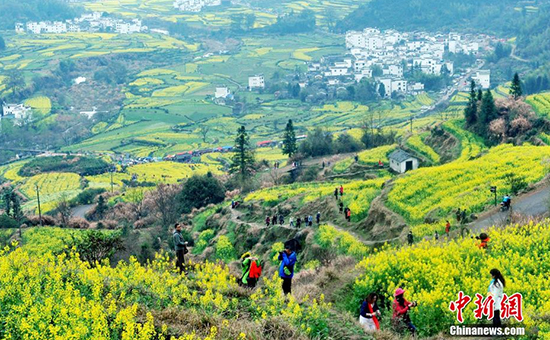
{"left": 392, "top": 288, "right": 417, "bottom": 335}
{"left": 345, "top": 208, "right": 351, "bottom": 222}
{"left": 316, "top": 211, "right": 321, "bottom": 224}
{"left": 360, "top": 293, "right": 381, "bottom": 332}
{"left": 173, "top": 223, "right": 188, "bottom": 274}
{"left": 265, "top": 216, "right": 271, "bottom": 227}
{"left": 296, "top": 217, "right": 302, "bottom": 229}
{"left": 445, "top": 220, "right": 451, "bottom": 236}
{"left": 339, "top": 185, "right": 344, "bottom": 197}
{"left": 456, "top": 208, "right": 462, "bottom": 223}
{"left": 289, "top": 217, "right": 294, "bottom": 228}
{"left": 272, "top": 214, "right": 277, "bottom": 226}
{"left": 279, "top": 214, "right": 284, "bottom": 225}
{"left": 334, "top": 188, "right": 339, "bottom": 200}
{"left": 339, "top": 201, "right": 344, "bottom": 213}
{"left": 308, "top": 215, "right": 313, "bottom": 226}
{"left": 278, "top": 244, "right": 297, "bottom": 295}
{"left": 434, "top": 231, "right": 439, "bottom": 240}
{"left": 488, "top": 269, "right": 505, "bottom": 327}
{"left": 407, "top": 231, "right": 414, "bottom": 245}
{"left": 461, "top": 209, "right": 467, "bottom": 224}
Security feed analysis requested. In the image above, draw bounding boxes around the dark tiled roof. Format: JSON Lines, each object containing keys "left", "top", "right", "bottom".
{"left": 389, "top": 149, "right": 416, "bottom": 163}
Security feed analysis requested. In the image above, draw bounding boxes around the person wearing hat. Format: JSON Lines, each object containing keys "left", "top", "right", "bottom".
{"left": 278, "top": 243, "right": 297, "bottom": 295}
{"left": 392, "top": 287, "right": 417, "bottom": 335}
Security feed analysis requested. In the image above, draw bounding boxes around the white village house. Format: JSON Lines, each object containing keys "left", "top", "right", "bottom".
{"left": 1, "top": 103, "right": 33, "bottom": 126}
{"left": 389, "top": 149, "right": 419, "bottom": 173}
{"left": 472, "top": 70, "right": 491, "bottom": 89}
{"left": 248, "top": 75, "right": 265, "bottom": 90}
{"left": 215, "top": 86, "right": 231, "bottom": 99}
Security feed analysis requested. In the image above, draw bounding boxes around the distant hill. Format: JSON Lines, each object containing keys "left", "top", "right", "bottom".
{"left": 0, "top": 0, "right": 80, "bottom": 30}
{"left": 337, "top": 0, "right": 519, "bottom": 34}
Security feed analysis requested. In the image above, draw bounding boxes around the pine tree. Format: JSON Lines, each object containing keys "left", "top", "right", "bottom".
{"left": 282, "top": 119, "right": 297, "bottom": 158}
{"left": 479, "top": 90, "right": 498, "bottom": 136}
{"left": 510, "top": 73, "right": 523, "bottom": 99}
{"left": 230, "top": 125, "right": 255, "bottom": 178}
{"left": 477, "top": 89, "right": 483, "bottom": 102}
{"left": 464, "top": 80, "right": 478, "bottom": 126}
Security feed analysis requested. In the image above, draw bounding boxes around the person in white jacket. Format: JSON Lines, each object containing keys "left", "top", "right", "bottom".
{"left": 489, "top": 268, "right": 505, "bottom": 326}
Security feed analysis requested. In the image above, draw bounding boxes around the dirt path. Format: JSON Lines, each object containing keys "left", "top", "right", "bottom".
{"left": 469, "top": 184, "right": 550, "bottom": 233}
{"left": 71, "top": 204, "right": 94, "bottom": 219}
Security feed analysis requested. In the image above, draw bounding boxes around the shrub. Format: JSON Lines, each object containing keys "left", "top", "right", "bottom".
{"left": 68, "top": 217, "right": 90, "bottom": 229}
{"left": 214, "top": 235, "right": 235, "bottom": 262}
{"left": 0, "top": 214, "right": 18, "bottom": 228}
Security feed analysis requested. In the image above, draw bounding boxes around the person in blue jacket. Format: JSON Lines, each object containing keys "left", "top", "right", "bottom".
{"left": 278, "top": 245, "right": 297, "bottom": 295}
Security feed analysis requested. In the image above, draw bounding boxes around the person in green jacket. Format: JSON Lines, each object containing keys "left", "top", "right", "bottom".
{"left": 240, "top": 252, "right": 261, "bottom": 288}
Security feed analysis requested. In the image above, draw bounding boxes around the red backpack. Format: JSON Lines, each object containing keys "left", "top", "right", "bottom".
{"left": 248, "top": 259, "right": 263, "bottom": 279}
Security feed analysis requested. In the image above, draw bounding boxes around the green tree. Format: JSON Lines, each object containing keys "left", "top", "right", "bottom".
{"left": 479, "top": 90, "right": 498, "bottom": 135}
{"left": 230, "top": 125, "right": 255, "bottom": 178}
{"left": 477, "top": 89, "right": 483, "bottom": 102}
{"left": 64, "top": 230, "right": 124, "bottom": 267}
{"left": 510, "top": 73, "right": 523, "bottom": 99}
{"left": 378, "top": 82, "right": 386, "bottom": 98}
{"left": 0, "top": 35, "right": 5, "bottom": 50}
{"left": 96, "top": 195, "right": 107, "bottom": 219}
{"left": 464, "top": 80, "right": 478, "bottom": 126}
{"left": 177, "top": 172, "right": 226, "bottom": 213}
{"left": 282, "top": 119, "right": 298, "bottom": 158}
{"left": 6, "top": 69, "right": 25, "bottom": 96}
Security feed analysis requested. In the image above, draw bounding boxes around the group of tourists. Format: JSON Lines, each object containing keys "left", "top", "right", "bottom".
{"left": 265, "top": 212, "right": 322, "bottom": 228}
{"left": 174, "top": 220, "right": 506, "bottom": 335}
{"left": 358, "top": 268, "right": 506, "bottom": 335}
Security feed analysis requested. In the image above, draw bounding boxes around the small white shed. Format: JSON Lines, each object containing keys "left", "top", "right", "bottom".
{"left": 389, "top": 149, "right": 419, "bottom": 173}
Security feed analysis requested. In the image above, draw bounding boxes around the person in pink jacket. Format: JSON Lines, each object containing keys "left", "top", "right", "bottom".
{"left": 392, "top": 287, "right": 417, "bottom": 335}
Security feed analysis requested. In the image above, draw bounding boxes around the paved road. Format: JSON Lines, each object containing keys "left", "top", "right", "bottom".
{"left": 71, "top": 204, "right": 94, "bottom": 219}
{"left": 470, "top": 185, "right": 550, "bottom": 232}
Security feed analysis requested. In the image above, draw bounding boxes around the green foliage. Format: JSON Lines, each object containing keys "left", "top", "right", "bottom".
{"left": 338, "top": 0, "right": 517, "bottom": 33}
{"left": 214, "top": 235, "right": 236, "bottom": 262}
{"left": 510, "top": 73, "right": 523, "bottom": 99}
{"left": 71, "top": 188, "right": 106, "bottom": 205}
{"left": 19, "top": 156, "right": 111, "bottom": 177}
{"left": 96, "top": 195, "right": 108, "bottom": 220}
{"left": 230, "top": 126, "right": 255, "bottom": 178}
{"left": 64, "top": 230, "right": 124, "bottom": 267}
{"left": 504, "top": 172, "right": 528, "bottom": 195}
{"left": 267, "top": 10, "right": 316, "bottom": 34}
{"left": 192, "top": 229, "right": 215, "bottom": 255}
{"left": 299, "top": 127, "right": 333, "bottom": 157}
{"left": 0, "top": 35, "right": 5, "bottom": 50}
{"left": 0, "top": 214, "right": 18, "bottom": 229}
{"left": 177, "top": 173, "right": 226, "bottom": 214}
{"left": 464, "top": 80, "right": 478, "bottom": 126}
{"left": 0, "top": 0, "right": 80, "bottom": 30}
{"left": 282, "top": 119, "right": 297, "bottom": 158}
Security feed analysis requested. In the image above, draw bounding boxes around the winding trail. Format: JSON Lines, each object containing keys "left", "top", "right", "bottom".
{"left": 71, "top": 204, "right": 94, "bottom": 219}
{"left": 469, "top": 184, "right": 550, "bottom": 233}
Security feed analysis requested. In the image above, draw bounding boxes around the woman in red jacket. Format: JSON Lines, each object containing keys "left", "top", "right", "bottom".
{"left": 392, "top": 288, "right": 417, "bottom": 335}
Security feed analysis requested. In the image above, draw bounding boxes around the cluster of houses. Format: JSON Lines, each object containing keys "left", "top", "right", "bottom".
{"left": 0, "top": 102, "right": 33, "bottom": 126}
{"left": 173, "top": 0, "right": 221, "bottom": 12}
{"left": 165, "top": 146, "right": 233, "bottom": 163}
{"left": 306, "top": 28, "right": 493, "bottom": 97}
{"left": 15, "top": 12, "right": 148, "bottom": 34}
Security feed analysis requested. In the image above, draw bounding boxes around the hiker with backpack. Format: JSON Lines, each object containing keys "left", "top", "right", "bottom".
{"left": 279, "top": 214, "right": 284, "bottom": 225}
{"left": 340, "top": 185, "right": 344, "bottom": 197}
{"left": 265, "top": 216, "right": 270, "bottom": 227}
{"left": 272, "top": 214, "right": 277, "bottom": 226}
{"left": 345, "top": 207, "right": 351, "bottom": 222}
{"left": 173, "top": 223, "right": 189, "bottom": 274}
{"left": 289, "top": 217, "right": 295, "bottom": 228}
{"left": 360, "top": 292, "right": 381, "bottom": 332}
{"left": 445, "top": 220, "right": 451, "bottom": 236}
{"left": 339, "top": 201, "right": 344, "bottom": 213}
{"left": 240, "top": 252, "right": 263, "bottom": 288}
{"left": 334, "top": 188, "right": 339, "bottom": 200}
{"left": 316, "top": 211, "right": 321, "bottom": 224}
{"left": 308, "top": 215, "right": 313, "bottom": 226}
{"left": 296, "top": 217, "right": 302, "bottom": 229}
{"left": 278, "top": 242, "right": 297, "bottom": 295}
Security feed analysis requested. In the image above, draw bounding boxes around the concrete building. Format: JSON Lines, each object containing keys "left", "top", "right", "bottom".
{"left": 215, "top": 86, "right": 230, "bottom": 99}
{"left": 248, "top": 75, "right": 265, "bottom": 90}
{"left": 1, "top": 103, "right": 32, "bottom": 126}
{"left": 473, "top": 70, "right": 491, "bottom": 89}
{"left": 389, "top": 149, "right": 419, "bottom": 173}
